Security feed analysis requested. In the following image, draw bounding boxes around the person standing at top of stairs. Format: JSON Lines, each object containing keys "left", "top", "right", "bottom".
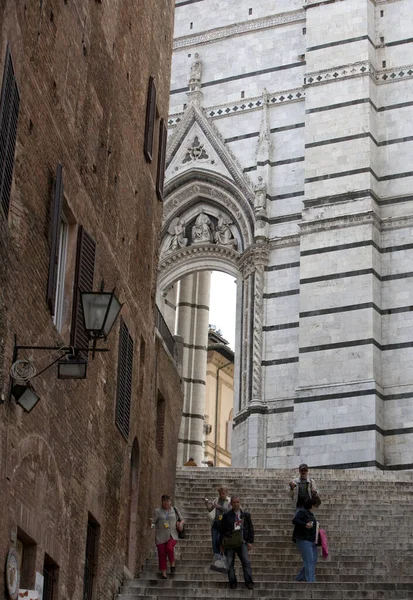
{"left": 289, "top": 463, "right": 320, "bottom": 513}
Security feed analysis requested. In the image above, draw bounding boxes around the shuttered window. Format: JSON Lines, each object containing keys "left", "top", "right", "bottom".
{"left": 143, "top": 76, "right": 156, "bottom": 162}
{"left": 70, "top": 226, "right": 96, "bottom": 355}
{"left": 116, "top": 319, "right": 134, "bottom": 439}
{"left": 156, "top": 393, "right": 166, "bottom": 455}
{"left": 46, "top": 164, "right": 63, "bottom": 315}
{"left": 0, "top": 45, "right": 20, "bottom": 219}
{"left": 156, "top": 118, "right": 167, "bottom": 201}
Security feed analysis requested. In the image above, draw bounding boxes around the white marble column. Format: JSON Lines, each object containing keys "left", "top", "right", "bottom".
{"left": 162, "top": 285, "right": 178, "bottom": 334}
{"left": 176, "top": 271, "right": 211, "bottom": 465}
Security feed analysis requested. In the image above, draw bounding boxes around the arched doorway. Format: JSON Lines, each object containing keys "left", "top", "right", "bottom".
{"left": 126, "top": 438, "right": 140, "bottom": 574}
{"left": 157, "top": 171, "right": 269, "bottom": 467}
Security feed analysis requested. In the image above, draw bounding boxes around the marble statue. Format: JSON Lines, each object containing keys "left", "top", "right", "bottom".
{"left": 253, "top": 176, "right": 267, "bottom": 217}
{"left": 192, "top": 210, "right": 213, "bottom": 243}
{"left": 166, "top": 218, "right": 188, "bottom": 253}
{"left": 189, "top": 53, "right": 202, "bottom": 90}
{"left": 214, "top": 214, "right": 237, "bottom": 248}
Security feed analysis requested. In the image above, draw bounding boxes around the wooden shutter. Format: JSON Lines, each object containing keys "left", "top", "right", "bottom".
{"left": 116, "top": 319, "right": 134, "bottom": 439}
{"left": 143, "top": 76, "right": 156, "bottom": 162}
{"left": 70, "top": 226, "right": 96, "bottom": 353}
{"left": 46, "top": 164, "right": 63, "bottom": 314}
{"left": 0, "top": 45, "right": 20, "bottom": 219}
{"left": 156, "top": 118, "right": 167, "bottom": 201}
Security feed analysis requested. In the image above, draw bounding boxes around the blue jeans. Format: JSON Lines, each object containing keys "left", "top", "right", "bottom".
{"left": 225, "top": 543, "right": 253, "bottom": 585}
{"left": 295, "top": 539, "right": 317, "bottom": 582}
{"left": 211, "top": 523, "right": 221, "bottom": 554}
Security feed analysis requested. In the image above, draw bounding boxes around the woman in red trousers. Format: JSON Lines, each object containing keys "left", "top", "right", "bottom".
{"left": 151, "top": 494, "right": 185, "bottom": 579}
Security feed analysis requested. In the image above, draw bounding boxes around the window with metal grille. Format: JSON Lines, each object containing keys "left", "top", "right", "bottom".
{"left": 116, "top": 320, "right": 134, "bottom": 439}
{"left": 83, "top": 516, "right": 99, "bottom": 600}
{"left": 0, "top": 45, "right": 20, "bottom": 219}
{"left": 70, "top": 226, "right": 96, "bottom": 357}
{"left": 43, "top": 554, "right": 59, "bottom": 600}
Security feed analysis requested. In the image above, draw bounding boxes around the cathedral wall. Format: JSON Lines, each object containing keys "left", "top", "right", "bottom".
{"left": 170, "top": 0, "right": 413, "bottom": 470}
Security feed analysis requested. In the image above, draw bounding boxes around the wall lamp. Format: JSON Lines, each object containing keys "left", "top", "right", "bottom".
{"left": 7, "top": 288, "right": 123, "bottom": 412}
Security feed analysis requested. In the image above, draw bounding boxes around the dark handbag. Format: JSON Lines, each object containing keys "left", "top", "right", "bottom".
{"left": 312, "top": 491, "right": 321, "bottom": 508}
{"left": 174, "top": 507, "right": 185, "bottom": 539}
{"left": 222, "top": 529, "right": 243, "bottom": 550}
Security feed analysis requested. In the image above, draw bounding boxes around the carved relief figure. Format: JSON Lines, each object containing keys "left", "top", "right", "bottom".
{"left": 253, "top": 176, "right": 267, "bottom": 217}
{"left": 166, "top": 218, "right": 188, "bottom": 254}
{"left": 214, "top": 214, "right": 237, "bottom": 248}
{"left": 189, "top": 53, "right": 202, "bottom": 89}
{"left": 182, "top": 136, "right": 209, "bottom": 164}
{"left": 192, "top": 210, "right": 213, "bottom": 244}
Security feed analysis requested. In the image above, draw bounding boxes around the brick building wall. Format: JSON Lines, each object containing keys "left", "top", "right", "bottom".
{"left": 0, "top": 1, "right": 182, "bottom": 598}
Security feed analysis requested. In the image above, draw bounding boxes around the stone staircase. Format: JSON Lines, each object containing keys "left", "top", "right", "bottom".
{"left": 118, "top": 467, "right": 413, "bottom": 599}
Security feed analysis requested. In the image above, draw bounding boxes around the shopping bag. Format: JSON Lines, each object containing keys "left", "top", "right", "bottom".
{"left": 210, "top": 553, "right": 229, "bottom": 574}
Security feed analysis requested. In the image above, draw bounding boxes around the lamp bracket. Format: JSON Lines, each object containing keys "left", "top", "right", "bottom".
{"left": 9, "top": 336, "right": 109, "bottom": 389}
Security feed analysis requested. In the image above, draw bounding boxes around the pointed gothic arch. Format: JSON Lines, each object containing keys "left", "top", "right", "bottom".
{"left": 157, "top": 163, "right": 269, "bottom": 467}
{"left": 157, "top": 72, "right": 271, "bottom": 466}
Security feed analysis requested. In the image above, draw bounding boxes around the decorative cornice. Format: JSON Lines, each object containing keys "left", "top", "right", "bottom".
{"left": 381, "top": 214, "right": 413, "bottom": 232}
{"left": 303, "top": 0, "right": 402, "bottom": 6}
{"left": 168, "top": 87, "right": 305, "bottom": 127}
{"left": 305, "top": 61, "right": 413, "bottom": 88}
{"left": 207, "top": 88, "right": 305, "bottom": 120}
{"left": 374, "top": 63, "right": 413, "bottom": 85}
{"left": 299, "top": 211, "right": 381, "bottom": 235}
{"left": 238, "top": 243, "right": 270, "bottom": 277}
{"left": 158, "top": 243, "right": 240, "bottom": 273}
{"left": 305, "top": 61, "right": 373, "bottom": 87}
{"left": 173, "top": 10, "right": 305, "bottom": 50}
{"left": 269, "top": 234, "right": 300, "bottom": 249}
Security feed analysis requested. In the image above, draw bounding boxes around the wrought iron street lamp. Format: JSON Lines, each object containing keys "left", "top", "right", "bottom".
{"left": 80, "top": 289, "right": 122, "bottom": 340}
{"left": 57, "top": 353, "right": 88, "bottom": 379}
{"left": 5, "top": 287, "right": 123, "bottom": 412}
{"left": 10, "top": 384, "right": 41, "bottom": 413}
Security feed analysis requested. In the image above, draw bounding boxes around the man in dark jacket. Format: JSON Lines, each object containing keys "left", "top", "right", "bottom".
{"left": 292, "top": 496, "right": 318, "bottom": 582}
{"left": 219, "top": 496, "right": 254, "bottom": 590}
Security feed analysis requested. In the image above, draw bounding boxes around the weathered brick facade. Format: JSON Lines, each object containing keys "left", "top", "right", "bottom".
{"left": 0, "top": 1, "right": 182, "bottom": 598}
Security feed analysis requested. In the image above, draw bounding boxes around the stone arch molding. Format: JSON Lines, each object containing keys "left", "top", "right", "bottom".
{"left": 158, "top": 88, "right": 269, "bottom": 467}
{"left": 158, "top": 243, "right": 240, "bottom": 293}
{"left": 160, "top": 172, "right": 255, "bottom": 269}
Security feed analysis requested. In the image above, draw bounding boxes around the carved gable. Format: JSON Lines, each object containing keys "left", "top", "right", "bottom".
{"left": 166, "top": 122, "right": 234, "bottom": 182}
{"left": 166, "top": 104, "right": 254, "bottom": 204}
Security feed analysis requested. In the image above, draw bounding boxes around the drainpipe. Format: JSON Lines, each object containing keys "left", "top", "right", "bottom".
{"left": 214, "top": 361, "right": 232, "bottom": 466}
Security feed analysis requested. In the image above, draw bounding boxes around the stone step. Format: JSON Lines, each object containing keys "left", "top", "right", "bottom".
{"left": 133, "top": 572, "right": 413, "bottom": 582}
{"left": 175, "top": 467, "right": 413, "bottom": 479}
{"left": 123, "top": 469, "right": 413, "bottom": 600}
{"left": 118, "top": 582, "right": 413, "bottom": 598}
{"left": 144, "top": 557, "right": 411, "bottom": 568}
{"left": 119, "top": 595, "right": 412, "bottom": 600}
{"left": 121, "top": 581, "right": 413, "bottom": 590}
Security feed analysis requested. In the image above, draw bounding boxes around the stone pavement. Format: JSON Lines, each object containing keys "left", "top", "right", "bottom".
{"left": 118, "top": 467, "right": 413, "bottom": 599}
